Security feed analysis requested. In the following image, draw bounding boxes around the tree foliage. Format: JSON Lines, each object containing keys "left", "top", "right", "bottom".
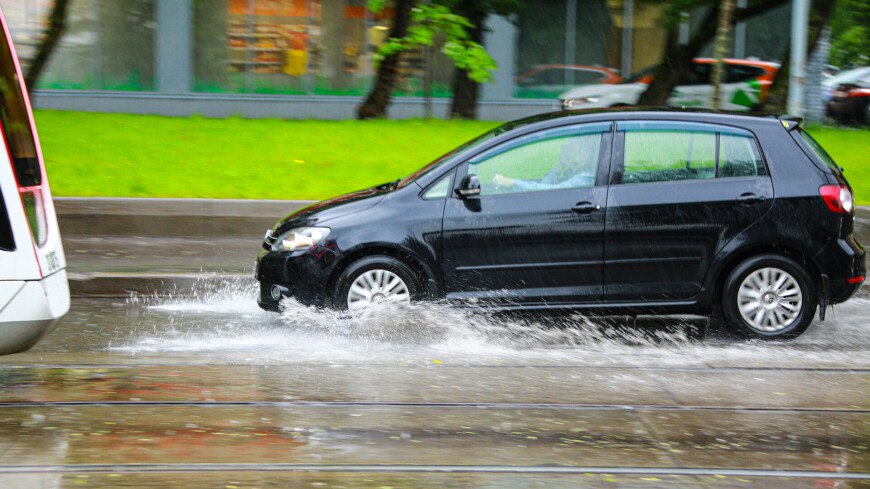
{"left": 369, "top": 1, "right": 496, "bottom": 83}
{"left": 830, "top": 0, "right": 869, "bottom": 67}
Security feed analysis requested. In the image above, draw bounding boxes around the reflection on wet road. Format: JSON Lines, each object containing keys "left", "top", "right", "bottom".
{"left": 0, "top": 279, "right": 868, "bottom": 487}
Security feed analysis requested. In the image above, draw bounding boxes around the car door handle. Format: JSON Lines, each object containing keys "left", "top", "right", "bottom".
{"left": 571, "top": 202, "right": 601, "bottom": 214}
{"left": 737, "top": 193, "right": 766, "bottom": 205}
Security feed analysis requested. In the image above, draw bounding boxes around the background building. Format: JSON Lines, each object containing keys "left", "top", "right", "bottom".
{"left": 0, "top": 0, "right": 791, "bottom": 119}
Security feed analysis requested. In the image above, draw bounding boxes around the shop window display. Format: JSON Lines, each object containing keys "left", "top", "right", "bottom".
{"left": 194, "top": 0, "right": 452, "bottom": 97}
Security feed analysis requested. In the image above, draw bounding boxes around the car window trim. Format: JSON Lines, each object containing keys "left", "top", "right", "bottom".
{"left": 451, "top": 121, "right": 615, "bottom": 198}
{"left": 611, "top": 120, "right": 769, "bottom": 185}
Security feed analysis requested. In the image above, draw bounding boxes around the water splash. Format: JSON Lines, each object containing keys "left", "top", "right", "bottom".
{"left": 107, "top": 276, "right": 870, "bottom": 368}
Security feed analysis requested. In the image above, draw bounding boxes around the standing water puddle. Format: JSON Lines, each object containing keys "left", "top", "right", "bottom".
{"left": 65, "top": 275, "right": 870, "bottom": 368}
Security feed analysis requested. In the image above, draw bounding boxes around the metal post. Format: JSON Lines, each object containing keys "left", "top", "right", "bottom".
{"left": 481, "top": 15, "right": 516, "bottom": 101}
{"left": 621, "top": 0, "right": 633, "bottom": 77}
{"left": 734, "top": 0, "right": 747, "bottom": 58}
{"left": 565, "top": 0, "right": 577, "bottom": 86}
{"left": 787, "top": 0, "right": 809, "bottom": 116}
{"left": 156, "top": 0, "right": 193, "bottom": 93}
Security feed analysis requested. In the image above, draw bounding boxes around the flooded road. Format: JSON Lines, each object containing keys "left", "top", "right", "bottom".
{"left": 1, "top": 278, "right": 868, "bottom": 487}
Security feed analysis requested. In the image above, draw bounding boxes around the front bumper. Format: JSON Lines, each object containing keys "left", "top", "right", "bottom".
{"left": 255, "top": 246, "right": 339, "bottom": 311}
{"left": 813, "top": 236, "right": 866, "bottom": 304}
{"left": 0, "top": 270, "right": 70, "bottom": 355}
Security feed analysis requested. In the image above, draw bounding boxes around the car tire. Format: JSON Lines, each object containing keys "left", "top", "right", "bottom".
{"left": 332, "top": 255, "right": 423, "bottom": 311}
{"left": 722, "top": 254, "right": 817, "bottom": 340}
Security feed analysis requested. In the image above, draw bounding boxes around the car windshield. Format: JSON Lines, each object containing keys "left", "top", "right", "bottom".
{"left": 397, "top": 124, "right": 511, "bottom": 187}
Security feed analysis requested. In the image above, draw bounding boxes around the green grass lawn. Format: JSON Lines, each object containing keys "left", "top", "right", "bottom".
{"left": 33, "top": 110, "right": 870, "bottom": 203}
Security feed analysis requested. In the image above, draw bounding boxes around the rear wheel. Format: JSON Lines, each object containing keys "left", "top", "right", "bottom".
{"left": 333, "top": 255, "right": 422, "bottom": 311}
{"left": 722, "top": 254, "right": 817, "bottom": 339}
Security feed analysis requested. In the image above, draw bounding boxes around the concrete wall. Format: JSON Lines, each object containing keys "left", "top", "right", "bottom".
{"left": 33, "top": 90, "right": 558, "bottom": 120}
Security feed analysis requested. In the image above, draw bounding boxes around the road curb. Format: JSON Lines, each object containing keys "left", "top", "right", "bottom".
{"left": 57, "top": 198, "right": 870, "bottom": 297}
{"left": 68, "top": 272, "right": 253, "bottom": 298}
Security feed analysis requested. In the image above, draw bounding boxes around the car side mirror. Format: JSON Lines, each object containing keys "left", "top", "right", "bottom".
{"left": 456, "top": 174, "right": 481, "bottom": 198}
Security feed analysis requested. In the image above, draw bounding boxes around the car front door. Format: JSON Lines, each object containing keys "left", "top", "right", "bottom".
{"left": 441, "top": 122, "right": 612, "bottom": 305}
{"left": 603, "top": 120, "right": 774, "bottom": 301}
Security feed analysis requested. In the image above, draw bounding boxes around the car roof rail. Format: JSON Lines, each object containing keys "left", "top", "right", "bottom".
{"left": 779, "top": 115, "right": 803, "bottom": 131}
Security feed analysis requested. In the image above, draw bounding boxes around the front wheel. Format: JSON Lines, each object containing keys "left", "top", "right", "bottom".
{"left": 722, "top": 254, "right": 817, "bottom": 340}
{"left": 332, "top": 255, "right": 422, "bottom": 311}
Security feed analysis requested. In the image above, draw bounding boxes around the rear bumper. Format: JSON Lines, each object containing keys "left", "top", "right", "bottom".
{"left": 813, "top": 236, "right": 866, "bottom": 304}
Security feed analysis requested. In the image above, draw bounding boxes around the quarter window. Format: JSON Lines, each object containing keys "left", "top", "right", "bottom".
{"left": 468, "top": 123, "right": 610, "bottom": 196}
{"left": 422, "top": 174, "right": 452, "bottom": 200}
{"left": 620, "top": 122, "right": 765, "bottom": 184}
{"left": 719, "top": 133, "right": 765, "bottom": 177}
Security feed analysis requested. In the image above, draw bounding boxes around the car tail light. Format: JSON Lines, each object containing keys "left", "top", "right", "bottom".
{"left": 819, "top": 184, "right": 854, "bottom": 214}
{"left": 18, "top": 186, "right": 47, "bottom": 247}
{"left": 846, "top": 88, "right": 870, "bottom": 98}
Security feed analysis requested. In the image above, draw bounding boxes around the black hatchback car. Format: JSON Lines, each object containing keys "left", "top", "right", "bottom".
{"left": 257, "top": 109, "right": 865, "bottom": 339}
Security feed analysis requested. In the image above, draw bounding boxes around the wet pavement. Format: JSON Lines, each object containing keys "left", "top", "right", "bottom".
{"left": 1, "top": 279, "right": 869, "bottom": 487}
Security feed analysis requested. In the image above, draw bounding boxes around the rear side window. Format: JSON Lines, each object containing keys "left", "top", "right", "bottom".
{"left": 678, "top": 63, "right": 712, "bottom": 86}
{"left": 726, "top": 65, "right": 765, "bottom": 83}
{"left": 0, "top": 25, "right": 40, "bottom": 187}
{"left": 620, "top": 121, "right": 766, "bottom": 184}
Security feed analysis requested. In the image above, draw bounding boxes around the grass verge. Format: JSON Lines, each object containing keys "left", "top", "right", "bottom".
{"left": 34, "top": 110, "right": 869, "bottom": 203}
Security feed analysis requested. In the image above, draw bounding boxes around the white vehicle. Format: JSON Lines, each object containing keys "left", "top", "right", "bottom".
{"left": 559, "top": 59, "right": 779, "bottom": 112}
{"left": 822, "top": 66, "right": 870, "bottom": 103}
{"left": 0, "top": 9, "right": 69, "bottom": 355}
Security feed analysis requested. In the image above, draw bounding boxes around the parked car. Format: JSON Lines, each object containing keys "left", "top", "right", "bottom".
{"left": 256, "top": 109, "right": 864, "bottom": 340}
{"left": 559, "top": 59, "right": 779, "bottom": 111}
{"left": 515, "top": 65, "right": 621, "bottom": 99}
{"left": 826, "top": 73, "right": 870, "bottom": 125}
{"left": 0, "top": 9, "right": 70, "bottom": 355}
{"left": 822, "top": 66, "right": 870, "bottom": 104}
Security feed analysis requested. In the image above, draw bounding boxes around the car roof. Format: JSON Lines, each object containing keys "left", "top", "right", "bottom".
{"left": 498, "top": 107, "right": 786, "bottom": 134}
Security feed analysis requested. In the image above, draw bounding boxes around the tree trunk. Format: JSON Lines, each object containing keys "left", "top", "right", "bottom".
{"left": 356, "top": 0, "right": 415, "bottom": 120}
{"left": 449, "top": 5, "right": 486, "bottom": 119}
{"left": 25, "top": 0, "right": 70, "bottom": 93}
{"left": 759, "top": 0, "right": 836, "bottom": 114}
{"left": 711, "top": 0, "right": 735, "bottom": 110}
{"left": 638, "top": 0, "right": 788, "bottom": 107}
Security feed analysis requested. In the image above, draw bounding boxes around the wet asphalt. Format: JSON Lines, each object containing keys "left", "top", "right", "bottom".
{"left": 0, "top": 286, "right": 868, "bottom": 488}
{"left": 0, "top": 200, "right": 867, "bottom": 487}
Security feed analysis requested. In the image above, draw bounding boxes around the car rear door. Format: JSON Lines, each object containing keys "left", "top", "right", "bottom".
{"left": 603, "top": 120, "right": 773, "bottom": 301}
{"left": 441, "top": 122, "right": 613, "bottom": 305}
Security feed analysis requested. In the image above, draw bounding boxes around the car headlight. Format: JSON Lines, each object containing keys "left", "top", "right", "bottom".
{"left": 561, "top": 96, "right": 601, "bottom": 109}
{"left": 272, "top": 227, "right": 330, "bottom": 252}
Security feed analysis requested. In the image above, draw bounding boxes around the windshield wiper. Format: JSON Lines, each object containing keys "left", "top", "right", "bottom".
{"left": 375, "top": 179, "right": 401, "bottom": 191}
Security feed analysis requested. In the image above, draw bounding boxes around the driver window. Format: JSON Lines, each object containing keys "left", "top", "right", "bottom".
{"left": 468, "top": 124, "right": 607, "bottom": 196}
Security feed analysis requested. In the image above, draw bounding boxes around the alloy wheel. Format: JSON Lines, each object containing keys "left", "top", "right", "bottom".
{"left": 737, "top": 267, "right": 803, "bottom": 332}
{"left": 347, "top": 269, "right": 411, "bottom": 310}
